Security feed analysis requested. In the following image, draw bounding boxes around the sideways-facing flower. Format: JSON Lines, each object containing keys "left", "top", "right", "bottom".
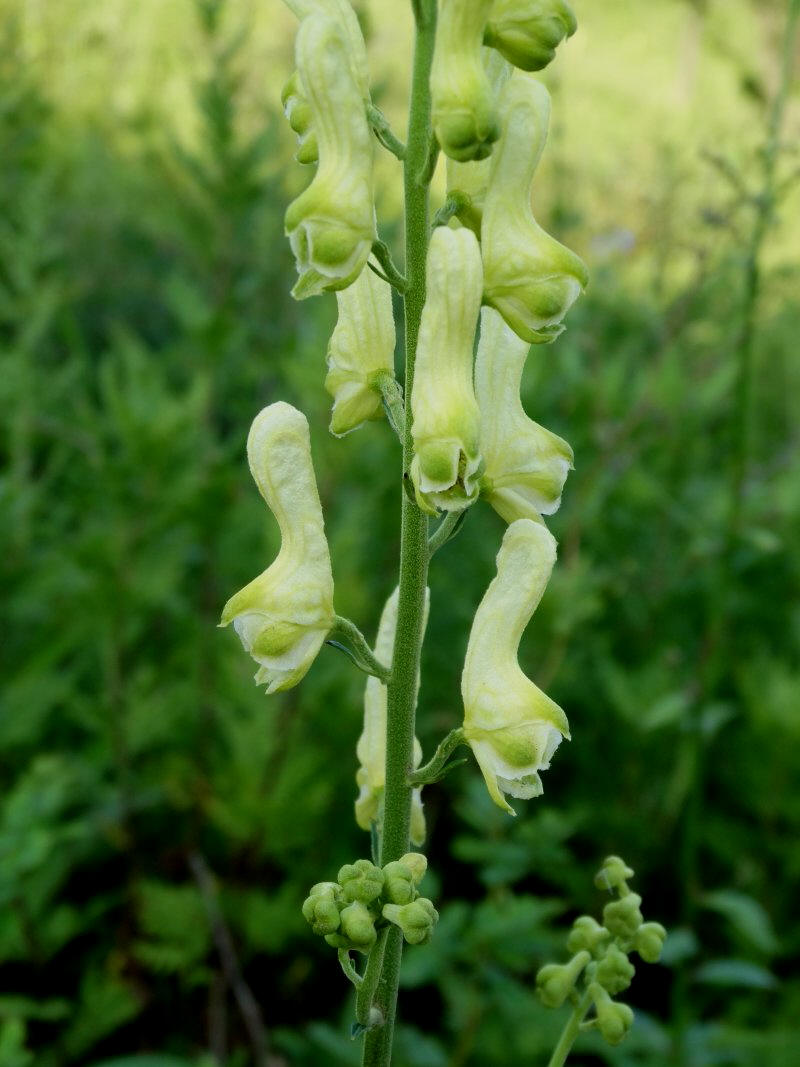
{"left": 461, "top": 519, "right": 569, "bottom": 813}
{"left": 220, "top": 403, "right": 334, "bottom": 693}
{"left": 485, "top": 0, "right": 577, "bottom": 71}
{"left": 325, "top": 264, "right": 395, "bottom": 436}
{"left": 482, "top": 75, "right": 588, "bottom": 343}
{"left": 410, "top": 226, "right": 483, "bottom": 513}
{"left": 476, "top": 306, "right": 573, "bottom": 523}
{"left": 430, "top": 0, "right": 499, "bottom": 161}
{"left": 285, "top": 15, "right": 375, "bottom": 299}
{"left": 355, "top": 588, "right": 429, "bottom": 845}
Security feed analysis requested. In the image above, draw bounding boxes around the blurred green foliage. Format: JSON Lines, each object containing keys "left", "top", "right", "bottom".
{"left": 1, "top": 1, "right": 799, "bottom": 1066}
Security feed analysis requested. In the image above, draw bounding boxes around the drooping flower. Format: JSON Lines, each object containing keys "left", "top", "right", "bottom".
{"left": 410, "top": 226, "right": 483, "bottom": 513}
{"left": 485, "top": 0, "right": 577, "bottom": 72}
{"left": 481, "top": 74, "right": 588, "bottom": 343}
{"left": 430, "top": 0, "right": 499, "bottom": 161}
{"left": 285, "top": 14, "right": 375, "bottom": 299}
{"left": 476, "top": 306, "right": 573, "bottom": 523}
{"left": 325, "top": 263, "right": 395, "bottom": 436}
{"left": 220, "top": 403, "right": 334, "bottom": 693}
{"left": 461, "top": 519, "right": 569, "bottom": 813}
{"left": 355, "top": 587, "right": 428, "bottom": 845}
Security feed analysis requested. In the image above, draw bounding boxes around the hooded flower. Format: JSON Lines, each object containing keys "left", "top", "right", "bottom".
{"left": 461, "top": 519, "right": 569, "bottom": 813}
{"left": 355, "top": 588, "right": 428, "bottom": 846}
{"left": 481, "top": 74, "right": 588, "bottom": 343}
{"left": 430, "top": 0, "right": 499, "bottom": 161}
{"left": 410, "top": 226, "right": 483, "bottom": 513}
{"left": 281, "top": 0, "right": 370, "bottom": 98}
{"left": 485, "top": 0, "right": 577, "bottom": 71}
{"left": 285, "top": 14, "right": 375, "bottom": 299}
{"left": 325, "top": 263, "right": 395, "bottom": 436}
{"left": 476, "top": 306, "right": 573, "bottom": 523}
{"left": 220, "top": 403, "right": 334, "bottom": 693}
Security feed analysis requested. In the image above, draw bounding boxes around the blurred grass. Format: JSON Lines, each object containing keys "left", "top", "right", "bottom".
{"left": 0, "top": 1, "right": 799, "bottom": 1065}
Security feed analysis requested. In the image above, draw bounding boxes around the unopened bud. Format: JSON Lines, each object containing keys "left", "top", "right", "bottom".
{"left": 382, "top": 898, "right": 438, "bottom": 945}
{"left": 398, "top": 853, "right": 427, "bottom": 887}
{"left": 602, "top": 893, "right": 643, "bottom": 941}
{"left": 485, "top": 0, "right": 577, "bottom": 72}
{"left": 566, "top": 915, "right": 610, "bottom": 956}
{"left": 589, "top": 982, "right": 634, "bottom": 1046}
{"left": 535, "top": 950, "right": 590, "bottom": 1008}
{"left": 635, "top": 922, "right": 667, "bottom": 964}
{"left": 301, "top": 882, "right": 341, "bottom": 936}
{"left": 382, "top": 861, "right": 417, "bottom": 905}
{"left": 338, "top": 859, "right": 385, "bottom": 905}
{"left": 327, "top": 901, "right": 377, "bottom": 954}
{"left": 594, "top": 855, "right": 635, "bottom": 895}
{"left": 595, "top": 944, "right": 635, "bottom": 995}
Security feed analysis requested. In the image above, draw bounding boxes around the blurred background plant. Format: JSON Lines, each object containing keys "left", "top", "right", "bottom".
{"left": 0, "top": 0, "right": 798, "bottom": 1065}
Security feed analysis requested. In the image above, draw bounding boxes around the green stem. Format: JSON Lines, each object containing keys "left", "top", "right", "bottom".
{"left": 368, "top": 105, "right": 407, "bottom": 160}
{"left": 427, "top": 509, "right": 467, "bottom": 557}
{"left": 356, "top": 927, "right": 389, "bottom": 1028}
{"left": 372, "top": 240, "right": 408, "bottom": 293}
{"left": 338, "top": 949, "right": 364, "bottom": 990}
{"left": 546, "top": 990, "right": 592, "bottom": 1067}
{"left": 328, "top": 616, "right": 391, "bottom": 682}
{"left": 360, "top": 2, "right": 436, "bottom": 1064}
{"left": 373, "top": 370, "right": 406, "bottom": 441}
{"left": 407, "top": 728, "right": 465, "bottom": 786}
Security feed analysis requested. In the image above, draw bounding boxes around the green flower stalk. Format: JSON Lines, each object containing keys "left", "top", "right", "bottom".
{"left": 355, "top": 588, "right": 428, "bottom": 846}
{"left": 325, "top": 264, "right": 396, "bottom": 436}
{"left": 485, "top": 0, "right": 577, "bottom": 71}
{"left": 461, "top": 518, "right": 569, "bottom": 813}
{"left": 220, "top": 403, "right": 334, "bottom": 693}
{"left": 285, "top": 13, "right": 376, "bottom": 299}
{"left": 430, "top": 0, "right": 499, "bottom": 161}
{"left": 481, "top": 74, "right": 588, "bottom": 342}
{"left": 476, "top": 306, "right": 573, "bottom": 523}
{"left": 409, "top": 225, "right": 483, "bottom": 513}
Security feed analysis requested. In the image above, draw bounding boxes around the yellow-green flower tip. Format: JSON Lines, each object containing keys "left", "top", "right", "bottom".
{"left": 485, "top": 0, "right": 577, "bottom": 72}
{"left": 219, "top": 403, "right": 334, "bottom": 694}
{"left": 461, "top": 519, "right": 568, "bottom": 814}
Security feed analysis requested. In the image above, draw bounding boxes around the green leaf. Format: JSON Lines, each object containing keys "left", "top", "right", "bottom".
{"left": 700, "top": 890, "right": 779, "bottom": 955}
{"left": 694, "top": 959, "right": 778, "bottom": 990}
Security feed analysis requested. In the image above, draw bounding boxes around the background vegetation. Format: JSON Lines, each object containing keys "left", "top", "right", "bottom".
{"left": 1, "top": 0, "right": 798, "bottom": 1064}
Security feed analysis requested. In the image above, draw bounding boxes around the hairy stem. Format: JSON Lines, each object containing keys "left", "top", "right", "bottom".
{"left": 546, "top": 990, "right": 592, "bottom": 1067}
{"left": 360, "top": 2, "right": 436, "bottom": 1064}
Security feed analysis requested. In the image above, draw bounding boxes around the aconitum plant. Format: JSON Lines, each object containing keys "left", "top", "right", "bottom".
{"left": 222, "top": 2, "right": 664, "bottom": 1064}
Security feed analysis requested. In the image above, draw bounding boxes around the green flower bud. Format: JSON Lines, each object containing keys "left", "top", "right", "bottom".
{"left": 282, "top": 72, "right": 318, "bottom": 165}
{"left": 355, "top": 589, "right": 428, "bottom": 846}
{"left": 595, "top": 945, "right": 635, "bottom": 995}
{"left": 382, "top": 861, "right": 417, "bottom": 906}
{"left": 220, "top": 404, "right": 334, "bottom": 693}
{"left": 326, "top": 900, "right": 377, "bottom": 954}
{"left": 536, "top": 950, "right": 590, "bottom": 1008}
{"left": 382, "top": 898, "right": 439, "bottom": 945}
{"left": 476, "top": 307, "right": 573, "bottom": 524}
{"left": 398, "top": 853, "right": 427, "bottom": 888}
{"left": 410, "top": 226, "right": 483, "bottom": 514}
{"left": 485, "top": 0, "right": 577, "bottom": 72}
{"left": 589, "top": 982, "right": 634, "bottom": 1046}
{"left": 602, "top": 893, "right": 644, "bottom": 941}
{"left": 566, "top": 915, "right": 611, "bottom": 956}
{"left": 481, "top": 75, "right": 587, "bottom": 343}
{"left": 594, "top": 855, "right": 635, "bottom": 894}
{"left": 325, "top": 265, "right": 395, "bottom": 436}
{"left": 431, "top": 0, "right": 499, "bottom": 161}
{"left": 338, "top": 859, "right": 384, "bottom": 905}
{"left": 462, "top": 520, "right": 569, "bottom": 814}
{"left": 301, "top": 881, "right": 342, "bottom": 936}
{"left": 635, "top": 921, "right": 667, "bottom": 964}
{"left": 285, "top": 15, "right": 375, "bottom": 299}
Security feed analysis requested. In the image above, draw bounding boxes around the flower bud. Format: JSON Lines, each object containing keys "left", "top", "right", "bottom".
{"left": 302, "top": 882, "right": 342, "bottom": 936}
{"left": 431, "top": 0, "right": 499, "bottom": 161}
{"left": 382, "top": 898, "right": 438, "bottom": 945}
{"left": 220, "top": 404, "right": 334, "bottom": 693}
{"left": 326, "top": 901, "right": 377, "bottom": 954}
{"left": 589, "top": 982, "right": 634, "bottom": 1046}
{"left": 285, "top": 15, "right": 375, "bottom": 299}
{"left": 398, "top": 853, "right": 427, "bottom": 887}
{"left": 410, "top": 226, "right": 483, "bottom": 514}
{"left": 602, "top": 893, "right": 643, "bottom": 941}
{"left": 325, "top": 264, "right": 395, "bottom": 436}
{"left": 485, "top": 0, "right": 577, "bottom": 72}
{"left": 536, "top": 950, "right": 590, "bottom": 1008}
{"left": 476, "top": 307, "right": 573, "bottom": 524}
{"left": 595, "top": 945, "right": 635, "bottom": 995}
{"left": 282, "top": 72, "right": 318, "bottom": 165}
{"left": 481, "top": 75, "right": 587, "bottom": 343}
{"left": 566, "top": 915, "right": 610, "bottom": 956}
{"left": 355, "top": 589, "right": 429, "bottom": 845}
{"left": 382, "top": 861, "right": 417, "bottom": 906}
{"left": 338, "top": 859, "right": 384, "bottom": 905}
{"left": 594, "top": 855, "right": 635, "bottom": 895}
{"left": 635, "top": 922, "right": 667, "bottom": 964}
{"left": 462, "top": 520, "right": 569, "bottom": 813}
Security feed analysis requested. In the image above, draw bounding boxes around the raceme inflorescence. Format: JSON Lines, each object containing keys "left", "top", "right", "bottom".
{"left": 221, "top": 2, "right": 663, "bottom": 1064}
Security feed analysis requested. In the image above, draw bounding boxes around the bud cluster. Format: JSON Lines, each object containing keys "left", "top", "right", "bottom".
{"left": 535, "top": 857, "right": 667, "bottom": 1047}
{"left": 302, "top": 854, "right": 438, "bottom": 954}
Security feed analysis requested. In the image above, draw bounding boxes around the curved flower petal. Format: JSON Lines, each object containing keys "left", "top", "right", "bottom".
{"left": 461, "top": 519, "right": 569, "bottom": 813}
{"left": 485, "top": 0, "right": 577, "bottom": 72}
{"left": 220, "top": 403, "right": 334, "bottom": 693}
